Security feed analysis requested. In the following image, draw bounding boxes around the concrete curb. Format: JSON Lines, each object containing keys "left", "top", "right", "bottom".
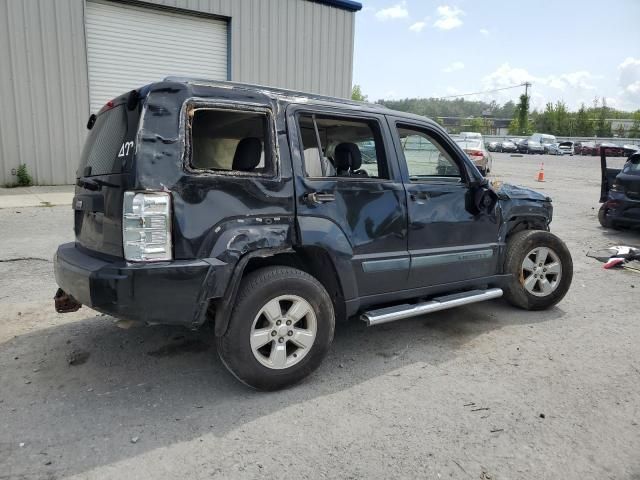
{"left": 0, "top": 186, "right": 74, "bottom": 209}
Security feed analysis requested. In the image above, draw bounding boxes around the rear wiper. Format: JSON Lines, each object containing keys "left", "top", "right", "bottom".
{"left": 77, "top": 178, "right": 100, "bottom": 191}
{"left": 76, "top": 177, "right": 119, "bottom": 191}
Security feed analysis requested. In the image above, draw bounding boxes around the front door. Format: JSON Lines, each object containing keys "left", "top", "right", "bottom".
{"left": 389, "top": 119, "right": 500, "bottom": 289}
{"left": 287, "top": 107, "right": 409, "bottom": 299}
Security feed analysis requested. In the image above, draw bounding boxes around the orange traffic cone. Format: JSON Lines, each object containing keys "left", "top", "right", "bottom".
{"left": 536, "top": 163, "right": 545, "bottom": 182}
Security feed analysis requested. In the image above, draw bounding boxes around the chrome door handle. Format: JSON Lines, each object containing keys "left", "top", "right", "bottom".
{"left": 305, "top": 192, "right": 335, "bottom": 205}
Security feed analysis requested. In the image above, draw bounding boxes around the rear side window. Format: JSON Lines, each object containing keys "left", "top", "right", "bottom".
{"left": 78, "top": 105, "right": 128, "bottom": 177}
{"left": 297, "top": 114, "right": 389, "bottom": 179}
{"left": 190, "top": 109, "right": 273, "bottom": 174}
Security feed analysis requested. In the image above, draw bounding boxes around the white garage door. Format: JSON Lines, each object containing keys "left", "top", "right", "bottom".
{"left": 85, "top": 0, "right": 228, "bottom": 113}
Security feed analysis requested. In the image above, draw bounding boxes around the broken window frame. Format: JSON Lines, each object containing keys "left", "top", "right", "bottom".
{"left": 183, "top": 101, "right": 279, "bottom": 178}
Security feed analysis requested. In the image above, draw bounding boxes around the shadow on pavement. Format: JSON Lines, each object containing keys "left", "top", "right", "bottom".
{"left": 0, "top": 300, "right": 563, "bottom": 478}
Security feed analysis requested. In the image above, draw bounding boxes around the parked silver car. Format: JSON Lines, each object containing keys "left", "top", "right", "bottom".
{"left": 545, "top": 143, "right": 563, "bottom": 155}
{"left": 455, "top": 138, "right": 492, "bottom": 174}
{"left": 558, "top": 141, "right": 574, "bottom": 155}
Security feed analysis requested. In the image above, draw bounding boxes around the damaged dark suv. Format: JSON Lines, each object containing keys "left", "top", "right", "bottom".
{"left": 54, "top": 78, "right": 573, "bottom": 390}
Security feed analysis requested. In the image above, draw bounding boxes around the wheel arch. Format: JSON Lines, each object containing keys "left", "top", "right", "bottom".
{"left": 503, "top": 214, "right": 550, "bottom": 241}
{"left": 210, "top": 246, "right": 347, "bottom": 337}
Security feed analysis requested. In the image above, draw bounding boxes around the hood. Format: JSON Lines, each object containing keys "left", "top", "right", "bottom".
{"left": 495, "top": 183, "right": 551, "bottom": 202}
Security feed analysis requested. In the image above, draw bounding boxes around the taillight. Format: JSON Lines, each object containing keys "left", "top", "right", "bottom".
{"left": 123, "top": 191, "right": 172, "bottom": 262}
{"left": 467, "top": 150, "right": 484, "bottom": 157}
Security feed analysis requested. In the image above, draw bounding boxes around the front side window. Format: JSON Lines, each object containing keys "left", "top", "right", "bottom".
{"left": 396, "top": 125, "right": 460, "bottom": 180}
{"left": 297, "top": 114, "right": 389, "bottom": 179}
{"left": 190, "top": 109, "right": 273, "bottom": 174}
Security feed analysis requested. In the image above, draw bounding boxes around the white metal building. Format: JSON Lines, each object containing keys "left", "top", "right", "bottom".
{"left": 0, "top": 0, "right": 361, "bottom": 185}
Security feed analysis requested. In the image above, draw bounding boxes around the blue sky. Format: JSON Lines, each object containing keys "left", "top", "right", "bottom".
{"left": 353, "top": 0, "right": 640, "bottom": 111}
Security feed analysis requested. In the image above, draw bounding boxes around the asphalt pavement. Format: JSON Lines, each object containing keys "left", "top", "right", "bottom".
{"left": 0, "top": 153, "right": 638, "bottom": 479}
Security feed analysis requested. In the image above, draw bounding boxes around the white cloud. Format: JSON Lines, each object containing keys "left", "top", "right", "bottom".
{"left": 479, "top": 28, "right": 489, "bottom": 36}
{"left": 409, "top": 21, "right": 426, "bottom": 32}
{"left": 555, "top": 71, "right": 597, "bottom": 90}
{"left": 376, "top": 1, "right": 408, "bottom": 20}
{"left": 480, "top": 63, "right": 603, "bottom": 109}
{"left": 433, "top": 5, "right": 464, "bottom": 30}
{"left": 483, "top": 63, "right": 597, "bottom": 92}
{"left": 482, "top": 63, "right": 534, "bottom": 89}
{"left": 443, "top": 61, "right": 464, "bottom": 73}
{"left": 383, "top": 90, "right": 400, "bottom": 100}
{"left": 618, "top": 57, "right": 640, "bottom": 108}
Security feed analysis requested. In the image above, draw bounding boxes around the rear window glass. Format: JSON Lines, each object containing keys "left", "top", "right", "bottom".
{"left": 78, "top": 105, "right": 128, "bottom": 177}
{"left": 190, "top": 109, "right": 272, "bottom": 174}
{"left": 623, "top": 158, "right": 640, "bottom": 174}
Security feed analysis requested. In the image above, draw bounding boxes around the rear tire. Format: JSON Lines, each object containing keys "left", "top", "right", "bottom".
{"left": 598, "top": 204, "right": 618, "bottom": 229}
{"left": 598, "top": 204, "right": 609, "bottom": 228}
{"left": 502, "top": 230, "right": 573, "bottom": 310}
{"left": 216, "top": 266, "right": 335, "bottom": 390}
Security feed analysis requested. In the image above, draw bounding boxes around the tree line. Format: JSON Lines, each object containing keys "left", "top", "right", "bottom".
{"left": 352, "top": 85, "right": 640, "bottom": 139}
{"left": 509, "top": 96, "right": 640, "bottom": 138}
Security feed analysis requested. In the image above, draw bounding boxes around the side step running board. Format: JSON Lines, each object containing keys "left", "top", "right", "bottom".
{"left": 361, "top": 288, "right": 503, "bottom": 326}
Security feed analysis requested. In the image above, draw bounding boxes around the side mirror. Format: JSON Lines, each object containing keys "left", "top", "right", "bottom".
{"left": 466, "top": 182, "right": 498, "bottom": 215}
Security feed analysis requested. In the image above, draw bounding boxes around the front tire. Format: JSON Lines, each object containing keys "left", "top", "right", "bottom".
{"left": 502, "top": 230, "right": 573, "bottom": 310}
{"left": 216, "top": 266, "right": 335, "bottom": 390}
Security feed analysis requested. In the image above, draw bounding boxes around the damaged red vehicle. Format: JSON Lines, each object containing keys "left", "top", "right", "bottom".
{"left": 595, "top": 143, "right": 625, "bottom": 157}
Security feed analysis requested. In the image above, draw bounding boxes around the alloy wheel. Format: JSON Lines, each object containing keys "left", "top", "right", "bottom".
{"left": 521, "top": 247, "right": 562, "bottom": 297}
{"left": 250, "top": 295, "right": 317, "bottom": 369}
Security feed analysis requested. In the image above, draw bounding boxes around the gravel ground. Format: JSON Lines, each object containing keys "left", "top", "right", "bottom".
{"left": 0, "top": 153, "right": 639, "bottom": 480}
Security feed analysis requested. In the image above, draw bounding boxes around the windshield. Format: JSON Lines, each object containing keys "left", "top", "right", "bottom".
{"left": 456, "top": 139, "right": 482, "bottom": 150}
{"left": 623, "top": 157, "right": 640, "bottom": 174}
{"left": 78, "top": 105, "right": 131, "bottom": 177}
{"left": 460, "top": 132, "right": 481, "bottom": 139}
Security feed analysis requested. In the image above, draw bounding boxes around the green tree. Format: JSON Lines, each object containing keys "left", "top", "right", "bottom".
{"left": 516, "top": 94, "right": 531, "bottom": 135}
{"left": 495, "top": 100, "right": 517, "bottom": 118}
{"left": 507, "top": 116, "right": 520, "bottom": 135}
{"left": 536, "top": 102, "right": 555, "bottom": 133}
{"left": 351, "top": 85, "right": 368, "bottom": 102}
{"left": 574, "top": 104, "right": 594, "bottom": 137}
{"left": 628, "top": 111, "right": 640, "bottom": 138}
{"left": 595, "top": 98, "right": 612, "bottom": 137}
{"left": 554, "top": 101, "right": 570, "bottom": 136}
{"left": 468, "top": 117, "right": 484, "bottom": 133}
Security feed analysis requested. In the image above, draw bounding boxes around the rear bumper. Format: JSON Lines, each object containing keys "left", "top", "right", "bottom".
{"left": 54, "top": 242, "right": 225, "bottom": 327}
{"left": 603, "top": 195, "right": 640, "bottom": 226}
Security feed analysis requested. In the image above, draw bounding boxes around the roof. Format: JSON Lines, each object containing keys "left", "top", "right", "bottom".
{"left": 161, "top": 76, "right": 436, "bottom": 125}
{"left": 312, "top": 0, "right": 362, "bottom": 12}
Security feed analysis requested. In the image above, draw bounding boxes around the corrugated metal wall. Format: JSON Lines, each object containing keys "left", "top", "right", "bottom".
{"left": 0, "top": 0, "right": 356, "bottom": 185}
{"left": 0, "top": 0, "right": 89, "bottom": 186}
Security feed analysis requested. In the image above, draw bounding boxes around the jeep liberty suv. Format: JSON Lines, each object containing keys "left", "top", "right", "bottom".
{"left": 54, "top": 78, "right": 573, "bottom": 390}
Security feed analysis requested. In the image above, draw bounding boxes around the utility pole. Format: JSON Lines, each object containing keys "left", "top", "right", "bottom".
{"left": 524, "top": 82, "right": 531, "bottom": 98}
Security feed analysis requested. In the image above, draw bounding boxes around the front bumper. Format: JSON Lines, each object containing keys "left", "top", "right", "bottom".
{"left": 54, "top": 242, "right": 225, "bottom": 327}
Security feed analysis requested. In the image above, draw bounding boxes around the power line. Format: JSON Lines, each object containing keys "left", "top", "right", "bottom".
{"left": 439, "top": 83, "right": 527, "bottom": 99}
